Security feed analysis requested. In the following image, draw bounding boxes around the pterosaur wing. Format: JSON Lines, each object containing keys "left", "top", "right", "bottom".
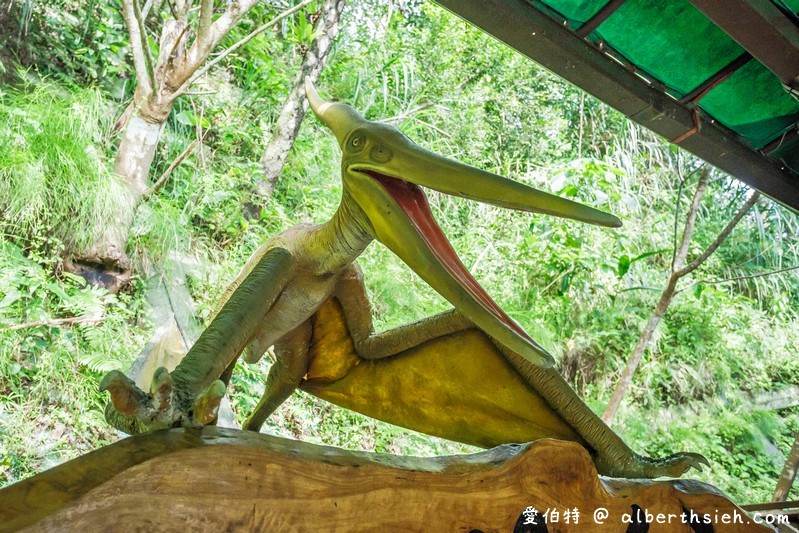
{"left": 300, "top": 298, "right": 584, "bottom": 448}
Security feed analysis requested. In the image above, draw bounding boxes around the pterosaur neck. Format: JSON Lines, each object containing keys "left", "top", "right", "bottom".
{"left": 306, "top": 189, "right": 374, "bottom": 274}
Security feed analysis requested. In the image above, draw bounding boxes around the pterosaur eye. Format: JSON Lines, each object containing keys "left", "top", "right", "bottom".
{"left": 347, "top": 134, "right": 366, "bottom": 152}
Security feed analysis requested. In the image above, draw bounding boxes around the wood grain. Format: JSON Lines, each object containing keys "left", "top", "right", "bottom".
{"left": 0, "top": 428, "right": 772, "bottom": 532}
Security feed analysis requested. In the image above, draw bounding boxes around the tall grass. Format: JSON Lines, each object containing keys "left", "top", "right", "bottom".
{"left": 0, "top": 80, "right": 131, "bottom": 257}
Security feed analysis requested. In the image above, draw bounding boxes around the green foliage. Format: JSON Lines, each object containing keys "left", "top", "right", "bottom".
{"left": 2, "top": 0, "right": 131, "bottom": 92}
{"left": 621, "top": 402, "right": 798, "bottom": 502}
{"left": 0, "top": 239, "right": 146, "bottom": 484}
{"left": 0, "top": 79, "right": 131, "bottom": 256}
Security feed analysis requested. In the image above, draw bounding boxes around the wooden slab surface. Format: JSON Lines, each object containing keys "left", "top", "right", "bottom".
{"left": 0, "top": 428, "right": 773, "bottom": 532}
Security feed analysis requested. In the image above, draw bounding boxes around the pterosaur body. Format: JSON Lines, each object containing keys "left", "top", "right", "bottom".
{"left": 102, "top": 81, "right": 706, "bottom": 478}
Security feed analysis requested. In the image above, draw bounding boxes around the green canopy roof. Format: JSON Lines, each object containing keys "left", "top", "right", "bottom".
{"left": 437, "top": 0, "right": 799, "bottom": 213}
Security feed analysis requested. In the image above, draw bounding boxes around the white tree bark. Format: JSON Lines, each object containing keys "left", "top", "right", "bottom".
{"left": 257, "top": 0, "right": 347, "bottom": 198}
{"left": 114, "top": 115, "right": 164, "bottom": 198}
{"left": 73, "top": 1, "right": 311, "bottom": 290}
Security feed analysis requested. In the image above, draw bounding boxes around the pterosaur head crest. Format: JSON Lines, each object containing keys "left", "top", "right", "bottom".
{"left": 306, "top": 78, "right": 369, "bottom": 146}
{"left": 306, "top": 79, "right": 622, "bottom": 368}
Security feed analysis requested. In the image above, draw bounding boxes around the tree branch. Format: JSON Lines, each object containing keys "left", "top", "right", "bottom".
{"left": 617, "top": 286, "right": 666, "bottom": 293}
{"left": 144, "top": 139, "right": 199, "bottom": 199}
{"left": 204, "top": 0, "right": 259, "bottom": 48}
{"left": 141, "top": 0, "right": 154, "bottom": 21}
{"left": 155, "top": 20, "right": 191, "bottom": 95}
{"left": 134, "top": 0, "right": 157, "bottom": 91}
{"left": 0, "top": 315, "right": 105, "bottom": 332}
{"left": 676, "top": 263, "right": 799, "bottom": 295}
{"left": 197, "top": 0, "right": 215, "bottom": 50}
{"left": 175, "top": 0, "right": 315, "bottom": 98}
{"left": 676, "top": 190, "right": 761, "bottom": 277}
{"left": 670, "top": 176, "right": 686, "bottom": 270}
{"left": 671, "top": 167, "right": 709, "bottom": 273}
{"left": 122, "top": 0, "right": 155, "bottom": 93}
{"left": 182, "top": 0, "right": 258, "bottom": 70}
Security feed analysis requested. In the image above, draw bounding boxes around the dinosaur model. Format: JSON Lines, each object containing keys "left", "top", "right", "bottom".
{"left": 101, "top": 80, "right": 707, "bottom": 478}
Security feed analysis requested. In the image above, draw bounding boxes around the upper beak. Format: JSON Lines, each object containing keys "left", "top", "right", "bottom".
{"left": 356, "top": 141, "right": 622, "bottom": 228}
{"left": 307, "top": 76, "right": 620, "bottom": 227}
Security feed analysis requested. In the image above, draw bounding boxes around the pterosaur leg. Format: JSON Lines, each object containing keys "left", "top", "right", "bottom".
{"left": 243, "top": 321, "right": 312, "bottom": 432}
{"left": 492, "top": 342, "right": 708, "bottom": 478}
{"left": 334, "top": 264, "right": 473, "bottom": 361}
{"left": 329, "top": 263, "right": 707, "bottom": 478}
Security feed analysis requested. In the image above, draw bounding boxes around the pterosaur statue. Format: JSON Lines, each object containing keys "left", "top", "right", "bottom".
{"left": 101, "top": 80, "right": 706, "bottom": 478}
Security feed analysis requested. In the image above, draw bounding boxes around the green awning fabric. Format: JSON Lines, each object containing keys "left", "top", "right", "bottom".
{"left": 527, "top": 0, "right": 799, "bottom": 180}
{"left": 594, "top": 0, "right": 744, "bottom": 98}
{"left": 543, "top": 0, "right": 605, "bottom": 24}
{"left": 699, "top": 60, "right": 799, "bottom": 149}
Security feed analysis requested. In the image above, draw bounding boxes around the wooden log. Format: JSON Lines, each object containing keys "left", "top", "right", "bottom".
{"left": 0, "top": 428, "right": 774, "bottom": 532}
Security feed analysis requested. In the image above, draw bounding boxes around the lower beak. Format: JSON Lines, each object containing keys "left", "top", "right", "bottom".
{"left": 360, "top": 171, "right": 556, "bottom": 367}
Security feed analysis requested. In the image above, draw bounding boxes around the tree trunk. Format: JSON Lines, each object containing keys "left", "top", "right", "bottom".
{"left": 2, "top": 428, "right": 765, "bottom": 533}
{"left": 601, "top": 171, "right": 709, "bottom": 425}
{"left": 65, "top": 99, "right": 173, "bottom": 292}
{"left": 114, "top": 114, "right": 165, "bottom": 197}
{"left": 601, "top": 276, "right": 677, "bottom": 424}
{"left": 601, "top": 173, "right": 761, "bottom": 426}
{"left": 256, "top": 0, "right": 346, "bottom": 198}
{"left": 68, "top": 0, "right": 306, "bottom": 291}
{"left": 774, "top": 433, "right": 799, "bottom": 502}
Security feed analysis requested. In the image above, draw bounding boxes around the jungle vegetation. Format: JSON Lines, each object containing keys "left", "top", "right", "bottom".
{"left": 1, "top": 0, "right": 798, "bottom": 505}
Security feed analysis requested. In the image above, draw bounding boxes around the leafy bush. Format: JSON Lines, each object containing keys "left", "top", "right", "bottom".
{"left": 0, "top": 80, "right": 131, "bottom": 257}
{"left": 0, "top": 239, "right": 146, "bottom": 484}
{"left": 2, "top": 0, "right": 131, "bottom": 92}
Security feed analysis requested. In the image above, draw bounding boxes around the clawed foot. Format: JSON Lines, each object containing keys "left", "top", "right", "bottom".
{"left": 596, "top": 450, "right": 710, "bottom": 479}
{"left": 100, "top": 367, "right": 226, "bottom": 435}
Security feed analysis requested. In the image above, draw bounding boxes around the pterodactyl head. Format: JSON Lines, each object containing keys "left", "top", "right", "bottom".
{"left": 306, "top": 79, "right": 621, "bottom": 367}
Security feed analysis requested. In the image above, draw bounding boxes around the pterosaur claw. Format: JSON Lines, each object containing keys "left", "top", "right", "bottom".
{"left": 596, "top": 450, "right": 710, "bottom": 478}
{"left": 102, "top": 368, "right": 225, "bottom": 433}
{"left": 190, "top": 380, "right": 226, "bottom": 426}
{"left": 100, "top": 370, "right": 152, "bottom": 419}
{"left": 681, "top": 452, "right": 711, "bottom": 473}
{"left": 150, "top": 366, "right": 175, "bottom": 415}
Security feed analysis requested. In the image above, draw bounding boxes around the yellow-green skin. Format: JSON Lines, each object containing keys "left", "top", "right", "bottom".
{"left": 102, "top": 81, "right": 707, "bottom": 478}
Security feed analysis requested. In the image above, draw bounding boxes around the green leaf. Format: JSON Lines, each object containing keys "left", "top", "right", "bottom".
{"left": 559, "top": 184, "right": 579, "bottom": 197}
{"left": 46, "top": 282, "right": 69, "bottom": 302}
{"left": 692, "top": 283, "right": 704, "bottom": 299}
{"left": 631, "top": 248, "right": 669, "bottom": 264}
{"left": 175, "top": 111, "right": 194, "bottom": 126}
{"left": 617, "top": 254, "right": 631, "bottom": 277}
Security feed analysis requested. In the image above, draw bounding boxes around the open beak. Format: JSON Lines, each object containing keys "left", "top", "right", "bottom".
{"left": 307, "top": 79, "right": 621, "bottom": 367}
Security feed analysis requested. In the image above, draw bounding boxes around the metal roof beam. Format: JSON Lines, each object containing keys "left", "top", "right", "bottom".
{"left": 434, "top": 0, "right": 799, "bottom": 213}
{"left": 576, "top": 0, "right": 627, "bottom": 38}
{"left": 679, "top": 53, "right": 752, "bottom": 105}
{"left": 688, "top": 0, "right": 799, "bottom": 91}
